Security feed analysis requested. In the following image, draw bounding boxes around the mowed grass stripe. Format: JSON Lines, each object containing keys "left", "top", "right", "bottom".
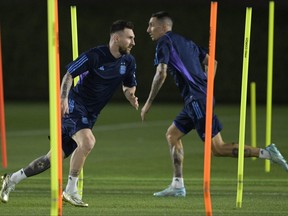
{"left": 1, "top": 103, "right": 287, "bottom": 215}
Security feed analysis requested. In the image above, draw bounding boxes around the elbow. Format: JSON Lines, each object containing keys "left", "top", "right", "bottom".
{"left": 156, "top": 63, "right": 168, "bottom": 81}
{"left": 157, "top": 69, "right": 167, "bottom": 80}
{"left": 64, "top": 72, "right": 73, "bottom": 81}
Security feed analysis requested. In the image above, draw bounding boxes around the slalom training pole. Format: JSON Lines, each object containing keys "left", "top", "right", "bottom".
{"left": 48, "top": 0, "right": 62, "bottom": 215}
{"left": 0, "top": 27, "right": 7, "bottom": 168}
{"left": 203, "top": 2, "right": 217, "bottom": 216}
{"left": 250, "top": 82, "right": 257, "bottom": 160}
{"left": 70, "top": 6, "right": 79, "bottom": 63}
{"left": 70, "top": 5, "right": 83, "bottom": 198}
{"left": 236, "top": 7, "right": 252, "bottom": 209}
{"left": 54, "top": 1, "right": 63, "bottom": 213}
{"left": 265, "top": 1, "right": 274, "bottom": 173}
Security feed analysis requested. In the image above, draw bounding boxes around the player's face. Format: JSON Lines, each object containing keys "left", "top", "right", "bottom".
{"left": 117, "top": 28, "right": 135, "bottom": 55}
{"left": 147, "top": 17, "right": 166, "bottom": 41}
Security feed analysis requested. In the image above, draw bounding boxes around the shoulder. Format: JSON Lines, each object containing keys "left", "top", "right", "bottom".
{"left": 168, "top": 32, "right": 192, "bottom": 45}
{"left": 158, "top": 32, "right": 171, "bottom": 43}
{"left": 86, "top": 45, "right": 108, "bottom": 55}
{"left": 167, "top": 32, "right": 205, "bottom": 53}
{"left": 82, "top": 45, "right": 108, "bottom": 57}
{"left": 157, "top": 31, "right": 179, "bottom": 48}
{"left": 83, "top": 45, "right": 111, "bottom": 64}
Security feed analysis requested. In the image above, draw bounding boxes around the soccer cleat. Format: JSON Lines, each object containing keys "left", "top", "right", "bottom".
{"left": 265, "top": 143, "right": 288, "bottom": 171}
{"left": 153, "top": 185, "right": 186, "bottom": 197}
{"left": 0, "top": 174, "right": 15, "bottom": 203}
{"left": 62, "top": 191, "right": 88, "bottom": 207}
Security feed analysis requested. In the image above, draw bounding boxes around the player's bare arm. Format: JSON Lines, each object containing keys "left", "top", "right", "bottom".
{"left": 60, "top": 72, "right": 73, "bottom": 116}
{"left": 141, "top": 63, "right": 167, "bottom": 121}
{"left": 148, "top": 63, "right": 167, "bottom": 103}
{"left": 122, "top": 85, "right": 139, "bottom": 110}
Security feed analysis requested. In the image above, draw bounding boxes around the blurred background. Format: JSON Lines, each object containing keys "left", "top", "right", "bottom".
{"left": 0, "top": 0, "right": 287, "bottom": 104}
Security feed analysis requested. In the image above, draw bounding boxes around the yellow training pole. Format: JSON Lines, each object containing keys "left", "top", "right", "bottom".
{"left": 71, "top": 6, "right": 79, "bottom": 85}
{"left": 250, "top": 82, "right": 257, "bottom": 160}
{"left": 236, "top": 7, "right": 252, "bottom": 209}
{"left": 48, "top": 0, "right": 62, "bottom": 215}
{"left": 70, "top": 5, "right": 83, "bottom": 198}
{"left": 265, "top": 1, "right": 274, "bottom": 173}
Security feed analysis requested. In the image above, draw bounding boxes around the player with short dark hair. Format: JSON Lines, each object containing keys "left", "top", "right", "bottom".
{"left": 141, "top": 11, "right": 288, "bottom": 197}
{"left": 1, "top": 20, "right": 139, "bottom": 207}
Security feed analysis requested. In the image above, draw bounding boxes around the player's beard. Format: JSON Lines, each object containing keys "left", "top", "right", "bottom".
{"left": 119, "top": 46, "right": 131, "bottom": 55}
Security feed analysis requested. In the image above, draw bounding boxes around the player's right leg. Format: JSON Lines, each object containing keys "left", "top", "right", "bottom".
{"left": 62, "top": 128, "right": 95, "bottom": 207}
{"left": 153, "top": 185, "right": 186, "bottom": 197}
{"left": 61, "top": 99, "right": 97, "bottom": 207}
{"left": 154, "top": 123, "right": 186, "bottom": 197}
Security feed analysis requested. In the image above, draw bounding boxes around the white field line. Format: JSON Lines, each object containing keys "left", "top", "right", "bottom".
{"left": 6, "top": 120, "right": 171, "bottom": 137}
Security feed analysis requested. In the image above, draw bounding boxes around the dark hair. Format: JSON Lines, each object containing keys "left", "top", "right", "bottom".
{"left": 110, "top": 20, "right": 134, "bottom": 34}
{"left": 151, "top": 11, "right": 173, "bottom": 22}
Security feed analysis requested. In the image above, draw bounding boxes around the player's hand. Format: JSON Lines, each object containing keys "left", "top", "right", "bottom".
{"left": 130, "top": 95, "right": 139, "bottom": 110}
{"left": 141, "top": 102, "right": 151, "bottom": 122}
{"left": 123, "top": 86, "right": 138, "bottom": 110}
{"left": 61, "top": 98, "right": 69, "bottom": 117}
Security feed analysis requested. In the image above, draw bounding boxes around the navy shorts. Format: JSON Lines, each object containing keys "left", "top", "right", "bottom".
{"left": 61, "top": 98, "right": 98, "bottom": 157}
{"left": 173, "top": 99, "right": 222, "bottom": 141}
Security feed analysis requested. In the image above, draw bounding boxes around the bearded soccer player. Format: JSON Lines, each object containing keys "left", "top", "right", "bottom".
{"left": 1, "top": 20, "right": 138, "bottom": 207}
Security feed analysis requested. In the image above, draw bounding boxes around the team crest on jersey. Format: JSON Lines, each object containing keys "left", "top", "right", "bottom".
{"left": 119, "top": 62, "right": 126, "bottom": 75}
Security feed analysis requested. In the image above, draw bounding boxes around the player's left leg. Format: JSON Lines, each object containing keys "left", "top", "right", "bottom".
{"left": 0, "top": 153, "right": 53, "bottom": 203}
{"left": 0, "top": 174, "right": 15, "bottom": 203}
{"left": 211, "top": 132, "right": 288, "bottom": 171}
{"left": 211, "top": 132, "right": 259, "bottom": 157}
{"left": 1, "top": 129, "right": 79, "bottom": 204}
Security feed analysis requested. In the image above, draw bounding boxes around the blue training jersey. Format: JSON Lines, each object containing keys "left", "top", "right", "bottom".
{"left": 154, "top": 31, "right": 208, "bottom": 102}
{"left": 66, "top": 45, "right": 137, "bottom": 115}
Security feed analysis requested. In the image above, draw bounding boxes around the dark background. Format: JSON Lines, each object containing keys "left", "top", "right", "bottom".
{"left": 0, "top": 0, "right": 287, "bottom": 104}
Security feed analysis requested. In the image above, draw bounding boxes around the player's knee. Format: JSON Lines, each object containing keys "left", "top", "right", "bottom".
{"left": 166, "top": 130, "right": 175, "bottom": 144}
{"left": 80, "top": 136, "right": 96, "bottom": 155}
{"left": 211, "top": 142, "right": 223, "bottom": 157}
{"left": 212, "top": 149, "right": 222, "bottom": 157}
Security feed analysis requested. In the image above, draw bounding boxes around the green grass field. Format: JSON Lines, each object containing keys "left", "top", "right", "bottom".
{"left": 1, "top": 102, "right": 288, "bottom": 215}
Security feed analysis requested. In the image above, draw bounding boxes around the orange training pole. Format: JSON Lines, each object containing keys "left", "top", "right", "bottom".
{"left": 0, "top": 27, "right": 7, "bottom": 169}
{"left": 203, "top": 2, "right": 217, "bottom": 216}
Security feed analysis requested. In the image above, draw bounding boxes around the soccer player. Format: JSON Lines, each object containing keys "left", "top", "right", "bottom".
{"left": 0, "top": 20, "right": 139, "bottom": 207}
{"left": 141, "top": 11, "right": 288, "bottom": 197}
